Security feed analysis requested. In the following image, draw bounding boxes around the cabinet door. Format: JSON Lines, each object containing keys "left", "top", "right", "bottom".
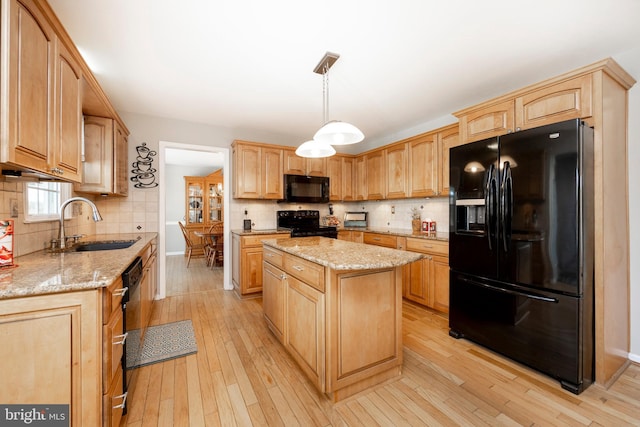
{"left": 113, "top": 122, "right": 129, "bottom": 196}
{"left": 262, "top": 147, "right": 283, "bottom": 199}
{"left": 283, "top": 149, "right": 306, "bottom": 175}
{"left": 3, "top": 0, "right": 56, "bottom": 173}
{"left": 354, "top": 155, "right": 367, "bottom": 200}
{"left": 285, "top": 275, "right": 325, "bottom": 392}
{"left": 0, "top": 290, "right": 101, "bottom": 425}
{"left": 341, "top": 156, "right": 355, "bottom": 201}
{"left": 437, "top": 126, "right": 459, "bottom": 197}
{"left": 429, "top": 255, "right": 450, "bottom": 313}
{"left": 263, "top": 262, "right": 286, "bottom": 343}
{"left": 408, "top": 133, "right": 437, "bottom": 197}
{"left": 306, "top": 157, "right": 327, "bottom": 177}
{"left": 78, "top": 116, "right": 114, "bottom": 193}
{"left": 405, "top": 258, "right": 429, "bottom": 306}
{"left": 515, "top": 74, "right": 592, "bottom": 130}
{"left": 185, "top": 178, "right": 205, "bottom": 226}
{"left": 54, "top": 40, "right": 82, "bottom": 182}
{"left": 386, "top": 143, "right": 408, "bottom": 199}
{"left": 459, "top": 99, "right": 515, "bottom": 144}
{"left": 242, "top": 247, "right": 265, "bottom": 294}
{"left": 233, "top": 144, "right": 261, "bottom": 198}
{"left": 366, "top": 150, "right": 385, "bottom": 200}
{"left": 327, "top": 156, "right": 343, "bottom": 201}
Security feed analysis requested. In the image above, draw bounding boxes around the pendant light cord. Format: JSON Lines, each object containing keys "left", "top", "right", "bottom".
{"left": 323, "top": 63, "right": 329, "bottom": 125}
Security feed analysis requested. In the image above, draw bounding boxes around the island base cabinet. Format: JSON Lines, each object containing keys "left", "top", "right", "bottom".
{"left": 263, "top": 261, "right": 286, "bottom": 343}
{"left": 326, "top": 268, "right": 403, "bottom": 401}
{"left": 0, "top": 290, "right": 101, "bottom": 425}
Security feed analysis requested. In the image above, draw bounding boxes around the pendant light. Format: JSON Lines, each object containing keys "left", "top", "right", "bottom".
{"left": 296, "top": 52, "right": 364, "bottom": 158}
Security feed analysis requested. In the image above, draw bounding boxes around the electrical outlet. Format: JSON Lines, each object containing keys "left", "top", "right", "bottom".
{"left": 391, "top": 205, "right": 395, "bottom": 214}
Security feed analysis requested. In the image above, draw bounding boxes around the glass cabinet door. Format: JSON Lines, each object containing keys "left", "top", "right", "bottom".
{"left": 186, "top": 181, "right": 204, "bottom": 225}
{"left": 207, "top": 180, "right": 223, "bottom": 222}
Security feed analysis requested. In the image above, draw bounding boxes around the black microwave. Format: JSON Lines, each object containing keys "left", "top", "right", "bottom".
{"left": 283, "top": 174, "right": 330, "bottom": 203}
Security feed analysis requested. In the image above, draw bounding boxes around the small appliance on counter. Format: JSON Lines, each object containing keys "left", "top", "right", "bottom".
{"left": 344, "top": 212, "right": 368, "bottom": 228}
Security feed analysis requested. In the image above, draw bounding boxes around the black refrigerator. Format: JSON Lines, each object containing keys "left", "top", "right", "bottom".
{"left": 448, "top": 119, "right": 594, "bottom": 394}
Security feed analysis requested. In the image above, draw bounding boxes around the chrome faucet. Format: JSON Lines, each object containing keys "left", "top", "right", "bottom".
{"left": 58, "top": 197, "right": 103, "bottom": 249}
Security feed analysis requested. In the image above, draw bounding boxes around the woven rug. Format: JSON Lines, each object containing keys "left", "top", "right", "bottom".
{"left": 126, "top": 320, "right": 198, "bottom": 369}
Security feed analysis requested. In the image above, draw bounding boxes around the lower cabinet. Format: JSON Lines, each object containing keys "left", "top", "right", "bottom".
{"left": 232, "top": 232, "right": 288, "bottom": 297}
{"left": 263, "top": 245, "right": 402, "bottom": 401}
{"left": 102, "top": 276, "right": 128, "bottom": 427}
{"left": 404, "top": 238, "right": 450, "bottom": 313}
{"left": 140, "top": 239, "right": 158, "bottom": 334}
{"left": 0, "top": 290, "right": 101, "bottom": 425}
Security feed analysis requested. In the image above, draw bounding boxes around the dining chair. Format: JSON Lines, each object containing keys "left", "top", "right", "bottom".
{"left": 179, "top": 221, "right": 206, "bottom": 267}
{"left": 205, "top": 221, "right": 224, "bottom": 267}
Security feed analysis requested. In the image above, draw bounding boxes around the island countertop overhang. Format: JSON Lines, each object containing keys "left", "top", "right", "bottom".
{"left": 262, "top": 236, "right": 423, "bottom": 270}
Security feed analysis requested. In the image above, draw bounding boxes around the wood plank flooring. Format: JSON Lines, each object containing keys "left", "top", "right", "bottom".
{"left": 122, "top": 255, "right": 640, "bottom": 426}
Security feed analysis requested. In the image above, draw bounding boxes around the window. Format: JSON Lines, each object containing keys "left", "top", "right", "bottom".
{"left": 23, "top": 182, "right": 72, "bottom": 222}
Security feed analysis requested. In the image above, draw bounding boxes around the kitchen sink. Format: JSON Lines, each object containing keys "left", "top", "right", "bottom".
{"left": 71, "top": 239, "right": 138, "bottom": 252}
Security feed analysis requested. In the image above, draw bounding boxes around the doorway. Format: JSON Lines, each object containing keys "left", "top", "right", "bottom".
{"left": 157, "top": 141, "right": 232, "bottom": 299}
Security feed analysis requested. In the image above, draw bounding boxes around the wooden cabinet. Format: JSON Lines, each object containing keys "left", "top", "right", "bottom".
{"left": 1, "top": 0, "right": 82, "bottom": 182}
{"left": 102, "top": 277, "right": 127, "bottom": 427}
{"left": 354, "top": 155, "right": 367, "bottom": 200}
{"left": 284, "top": 149, "right": 327, "bottom": 176}
{"left": 457, "top": 75, "right": 593, "bottom": 144}
{"left": 404, "top": 238, "right": 449, "bottom": 313}
{"left": 75, "top": 116, "right": 129, "bottom": 196}
{"left": 365, "top": 149, "right": 385, "bottom": 200}
{"left": 408, "top": 132, "right": 437, "bottom": 198}
{"left": 436, "top": 124, "right": 459, "bottom": 197}
{"left": 262, "top": 244, "right": 403, "bottom": 401}
{"left": 183, "top": 170, "right": 224, "bottom": 241}
{"left": 363, "top": 232, "right": 398, "bottom": 249}
{"left": 327, "top": 154, "right": 355, "bottom": 201}
{"left": 232, "top": 232, "right": 288, "bottom": 297}
{"left": 0, "top": 290, "right": 101, "bottom": 425}
{"left": 337, "top": 230, "right": 363, "bottom": 243}
{"left": 232, "top": 140, "right": 283, "bottom": 199}
{"left": 385, "top": 142, "right": 408, "bottom": 199}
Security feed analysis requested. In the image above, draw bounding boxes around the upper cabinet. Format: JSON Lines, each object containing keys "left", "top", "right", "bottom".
{"left": 232, "top": 140, "right": 283, "bottom": 199}
{"left": 74, "top": 116, "right": 128, "bottom": 196}
{"left": 385, "top": 142, "right": 408, "bottom": 199}
{"left": 365, "top": 149, "right": 385, "bottom": 200}
{"left": 456, "top": 74, "right": 593, "bottom": 144}
{"left": 284, "top": 149, "right": 327, "bottom": 176}
{"left": 327, "top": 154, "right": 355, "bottom": 202}
{"left": 408, "top": 132, "right": 437, "bottom": 198}
{"left": 0, "top": 0, "right": 128, "bottom": 182}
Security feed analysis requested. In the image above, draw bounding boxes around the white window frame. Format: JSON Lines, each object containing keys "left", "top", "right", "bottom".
{"left": 23, "top": 182, "right": 72, "bottom": 223}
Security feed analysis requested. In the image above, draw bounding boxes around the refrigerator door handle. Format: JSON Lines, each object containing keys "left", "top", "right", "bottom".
{"left": 500, "top": 161, "right": 513, "bottom": 252}
{"left": 458, "top": 276, "right": 558, "bottom": 303}
{"left": 485, "top": 164, "right": 496, "bottom": 250}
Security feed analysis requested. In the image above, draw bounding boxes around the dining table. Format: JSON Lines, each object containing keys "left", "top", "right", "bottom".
{"left": 194, "top": 229, "right": 224, "bottom": 267}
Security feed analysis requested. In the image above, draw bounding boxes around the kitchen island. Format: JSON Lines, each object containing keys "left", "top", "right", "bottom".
{"left": 261, "top": 236, "right": 422, "bottom": 401}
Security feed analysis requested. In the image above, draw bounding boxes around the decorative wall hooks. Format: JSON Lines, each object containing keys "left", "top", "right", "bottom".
{"left": 131, "top": 142, "right": 158, "bottom": 188}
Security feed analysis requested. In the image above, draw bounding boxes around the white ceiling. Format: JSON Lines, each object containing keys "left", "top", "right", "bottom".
{"left": 48, "top": 0, "right": 640, "bottom": 146}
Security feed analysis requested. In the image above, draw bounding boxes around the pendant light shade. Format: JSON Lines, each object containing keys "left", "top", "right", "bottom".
{"left": 295, "top": 140, "right": 336, "bottom": 158}
{"left": 296, "top": 52, "right": 364, "bottom": 158}
{"left": 313, "top": 120, "right": 364, "bottom": 145}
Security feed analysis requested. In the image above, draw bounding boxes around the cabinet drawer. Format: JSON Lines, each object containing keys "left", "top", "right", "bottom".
{"left": 363, "top": 232, "right": 397, "bottom": 248}
{"left": 103, "top": 308, "right": 124, "bottom": 391}
{"left": 406, "top": 238, "right": 448, "bottom": 256}
{"left": 103, "top": 367, "right": 125, "bottom": 427}
{"left": 263, "top": 246, "right": 284, "bottom": 268}
{"left": 102, "top": 277, "right": 126, "bottom": 323}
{"left": 242, "top": 233, "right": 283, "bottom": 248}
{"left": 284, "top": 254, "right": 325, "bottom": 293}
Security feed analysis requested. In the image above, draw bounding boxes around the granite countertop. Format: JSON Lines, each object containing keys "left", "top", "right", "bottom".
{"left": 0, "top": 233, "right": 157, "bottom": 300}
{"left": 340, "top": 226, "right": 449, "bottom": 242}
{"left": 262, "top": 236, "right": 423, "bottom": 270}
{"left": 231, "top": 229, "right": 290, "bottom": 236}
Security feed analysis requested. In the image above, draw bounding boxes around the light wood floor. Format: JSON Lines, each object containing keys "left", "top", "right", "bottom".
{"left": 122, "top": 255, "right": 640, "bottom": 426}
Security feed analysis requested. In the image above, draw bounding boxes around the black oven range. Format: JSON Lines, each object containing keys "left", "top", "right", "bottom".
{"left": 277, "top": 210, "right": 337, "bottom": 238}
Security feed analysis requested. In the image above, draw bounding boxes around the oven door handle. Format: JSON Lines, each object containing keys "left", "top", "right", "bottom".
{"left": 458, "top": 276, "right": 558, "bottom": 303}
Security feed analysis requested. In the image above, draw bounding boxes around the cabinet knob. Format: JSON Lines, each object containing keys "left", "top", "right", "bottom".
{"left": 292, "top": 265, "right": 304, "bottom": 272}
